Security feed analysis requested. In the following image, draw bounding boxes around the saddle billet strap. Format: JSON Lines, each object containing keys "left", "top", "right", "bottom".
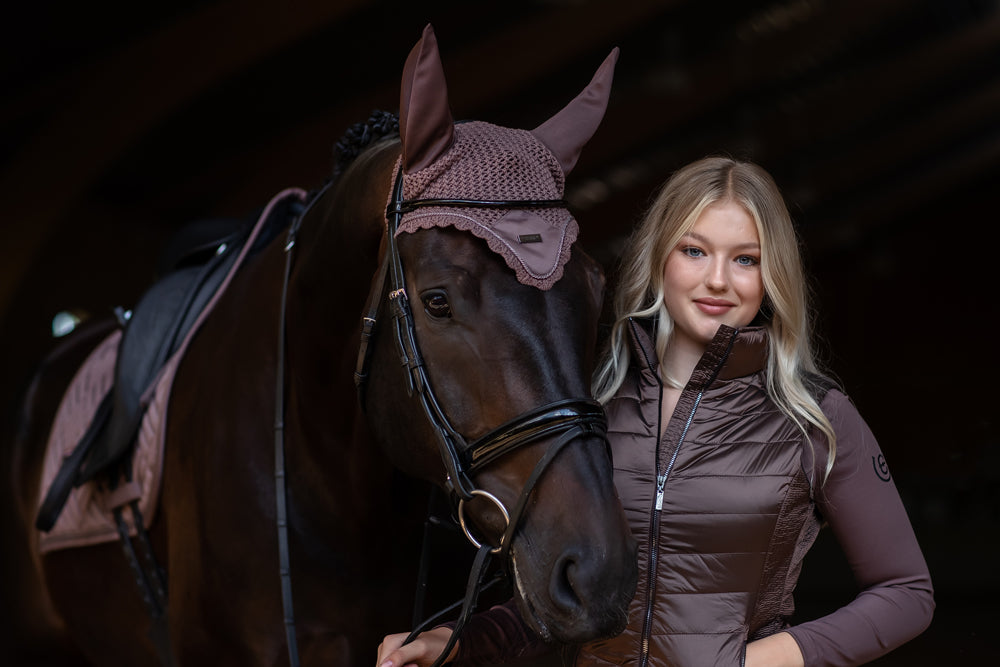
{"left": 112, "top": 500, "right": 174, "bottom": 666}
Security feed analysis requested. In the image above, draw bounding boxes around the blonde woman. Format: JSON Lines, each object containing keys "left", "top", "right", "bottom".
{"left": 378, "top": 157, "right": 933, "bottom": 667}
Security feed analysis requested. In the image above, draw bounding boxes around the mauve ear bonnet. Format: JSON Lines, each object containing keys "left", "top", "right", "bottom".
{"left": 394, "top": 25, "right": 618, "bottom": 290}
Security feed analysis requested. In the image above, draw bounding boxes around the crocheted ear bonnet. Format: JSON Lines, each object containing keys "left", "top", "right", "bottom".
{"left": 395, "top": 25, "right": 618, "bottom": 290}
{"left": 396, "top": 122, "right": 573, "bottom": 290}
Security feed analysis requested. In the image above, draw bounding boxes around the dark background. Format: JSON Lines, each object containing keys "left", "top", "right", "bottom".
{"left": 1, "top": 1, "right": 997, "bottom": 664}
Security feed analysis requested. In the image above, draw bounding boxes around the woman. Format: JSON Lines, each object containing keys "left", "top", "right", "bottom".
{"left": 378, "top": 156, "right": 934, "bottom": 667}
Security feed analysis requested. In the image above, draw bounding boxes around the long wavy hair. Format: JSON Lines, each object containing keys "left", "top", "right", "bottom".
{"left": 593, "top": 156, "right": 836, "bottom": 479}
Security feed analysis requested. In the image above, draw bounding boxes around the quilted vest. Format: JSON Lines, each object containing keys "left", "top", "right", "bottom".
{"left": 578, "top": 320, "right": 821, "bottom": 667}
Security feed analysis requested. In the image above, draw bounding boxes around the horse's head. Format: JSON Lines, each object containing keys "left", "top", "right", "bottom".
{"left": 355, "top": 25, "right": 637, "bottom": 643}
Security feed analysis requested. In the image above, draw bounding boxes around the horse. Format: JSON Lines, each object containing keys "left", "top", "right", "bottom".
{"left": 4, "top": 25, "right": 638, "bottom": 666}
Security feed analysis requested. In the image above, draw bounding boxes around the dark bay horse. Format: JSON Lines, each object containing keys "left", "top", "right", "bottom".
{"left": 5, "top": 26, "right": 637, "bottom": 666}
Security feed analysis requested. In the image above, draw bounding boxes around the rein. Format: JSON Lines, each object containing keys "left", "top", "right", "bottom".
{"left": 274, "top": 181, "right": 331, "bottom": 667}
{"left": 274, "top": 165, "right": 608, "bottom": 667}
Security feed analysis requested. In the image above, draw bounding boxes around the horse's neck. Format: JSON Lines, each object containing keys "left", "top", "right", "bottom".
{"left": 289, "top": 189, "right": 385, "bottom": 346}
{"left": 282, "top": 179, "right": 389, "bottom": 452}
{"left": 287, "top": 147, "right": 396, "bottom": 369}
{"left": 280, "top": 207, "right": 407, "bottom": 546}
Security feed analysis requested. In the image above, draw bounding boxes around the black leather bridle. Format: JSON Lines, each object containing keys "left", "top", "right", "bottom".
{"left": 275, "top": 165, "right": 610, "bottom": 667}
{"left": 356, "top": 165, "right": 608, "bottom": 535}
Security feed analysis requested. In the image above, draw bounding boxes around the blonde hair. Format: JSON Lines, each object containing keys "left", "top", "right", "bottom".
{"left": 593, "top": 156, "right": 836, "bottom": 480}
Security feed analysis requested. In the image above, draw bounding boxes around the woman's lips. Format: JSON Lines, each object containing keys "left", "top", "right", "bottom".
{"left": 694, "top": 298, "right": 734, "bottom": 315}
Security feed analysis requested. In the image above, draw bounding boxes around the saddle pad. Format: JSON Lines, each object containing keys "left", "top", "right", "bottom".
{"left": 37, "top": 187, "right": 307, "bottom": 553}
{"left": 37, "top": 329, "right": 171, "bottom": 553}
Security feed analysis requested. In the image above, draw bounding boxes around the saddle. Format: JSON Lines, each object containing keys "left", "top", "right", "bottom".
{"left": 36, "top": 194, "right": 305, "bottom": 532}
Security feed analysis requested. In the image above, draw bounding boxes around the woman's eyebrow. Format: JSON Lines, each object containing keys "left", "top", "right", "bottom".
{"left": 680, "top": 231, "right": 760, "bottom": 251}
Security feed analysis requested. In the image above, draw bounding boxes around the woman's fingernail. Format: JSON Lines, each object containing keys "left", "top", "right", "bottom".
{"left": 380, "top": 661, "right": 393, "bottom": 667}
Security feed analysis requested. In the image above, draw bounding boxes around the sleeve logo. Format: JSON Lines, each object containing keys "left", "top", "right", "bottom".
{"left": 872, "top": 453, "right": 892, "bottom": 482}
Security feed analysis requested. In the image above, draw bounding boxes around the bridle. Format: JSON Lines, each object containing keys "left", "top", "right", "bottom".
{"left": 275, "top": 163, "right": 610, "bottom": 667}
{"left": 356, "top": 163, "right": 608, "bottom": 541}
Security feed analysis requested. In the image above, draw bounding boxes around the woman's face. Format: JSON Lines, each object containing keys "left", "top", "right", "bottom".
{"left": 662, "top": 201, "right": 765, "bottom": 352}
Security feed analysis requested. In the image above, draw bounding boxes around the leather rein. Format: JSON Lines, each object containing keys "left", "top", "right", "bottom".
{"left": 274, "top": 165, "right": 609, "bottom": 667}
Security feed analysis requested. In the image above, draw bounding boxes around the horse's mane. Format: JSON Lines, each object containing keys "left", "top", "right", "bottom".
{"left": 332, "top": 110, "right": 400, "bottom": 179}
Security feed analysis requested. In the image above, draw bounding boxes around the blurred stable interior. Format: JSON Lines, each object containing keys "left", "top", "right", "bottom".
{"left": 1, "top": 1, "right": 997, "bottom": 663}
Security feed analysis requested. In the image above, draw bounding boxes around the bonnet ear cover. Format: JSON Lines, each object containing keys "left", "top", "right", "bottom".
{"left": 532, "top": 46, "right": 619, "bottom": 176}
{"left": 394, "top": 25, "right": 619, "bottom": 290}
{"left": 399, "top": 24, "right": 454, "bottom": 173}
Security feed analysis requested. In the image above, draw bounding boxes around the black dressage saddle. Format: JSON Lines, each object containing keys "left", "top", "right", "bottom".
{"left": 36, "top": 195, "right": 304, "bottom": 531}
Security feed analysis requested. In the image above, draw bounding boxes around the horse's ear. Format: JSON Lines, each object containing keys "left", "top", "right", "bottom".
{"left": 531, "top": 48, "right": 619, "bottom": 176}
{"left": 399, "top": 24, "right": 455, "bottom": 173}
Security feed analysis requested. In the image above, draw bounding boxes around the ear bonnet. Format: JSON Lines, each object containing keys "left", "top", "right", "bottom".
{"left": 395, "top": 25, "right": 618, "bottom": 290}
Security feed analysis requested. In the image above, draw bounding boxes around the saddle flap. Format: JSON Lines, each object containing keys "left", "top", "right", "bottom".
{"left": 80, "top": 250, "right": 242, "bottom": 483}
{"left": 35, "top": 189, "right": 306, "bottom": 535}
{"left": 37, "top": 233, "right": 244, "bottom": 531}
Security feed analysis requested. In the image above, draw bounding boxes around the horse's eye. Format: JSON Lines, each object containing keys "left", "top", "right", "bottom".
{"left": 421, "top": 291, "right": 452, "bottom": 319}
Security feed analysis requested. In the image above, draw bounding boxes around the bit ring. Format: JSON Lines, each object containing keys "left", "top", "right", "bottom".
{"left": 457, "top": 489, "right": 510, "bottom": 554}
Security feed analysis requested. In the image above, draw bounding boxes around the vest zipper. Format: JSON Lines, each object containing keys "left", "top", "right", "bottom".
{"left": 638, "top": 389, "right": 704, "bottom": 667}
{"left": 628, "top": 319, "right": 738, "bottom": 666}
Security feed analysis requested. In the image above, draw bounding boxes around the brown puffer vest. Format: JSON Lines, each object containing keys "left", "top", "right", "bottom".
{"left": 578, "top": 320, "right": 821, "bottom": 667}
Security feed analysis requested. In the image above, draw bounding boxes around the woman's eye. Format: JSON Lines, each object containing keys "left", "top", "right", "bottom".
{"left": 421, "top": 291, "right": 452, "bottom": 319}
{"left": 736, "top": 255, "right": 760, "bottom": 267}
{"left": 681, "top": 246, "right": 704, "bottom": 258}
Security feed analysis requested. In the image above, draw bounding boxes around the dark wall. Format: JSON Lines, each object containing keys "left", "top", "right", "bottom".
{"left": 2, "top": 1, "right": 997, "bottom": 663}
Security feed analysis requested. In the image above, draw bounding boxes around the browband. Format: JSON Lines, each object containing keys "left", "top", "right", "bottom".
{"left": 388, "top": 197, "right": 568, "bottom": 216}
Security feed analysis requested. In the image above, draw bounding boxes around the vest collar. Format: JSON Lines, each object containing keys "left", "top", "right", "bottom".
{"left": 626, "top": 317, "right": 768, "bottom": 385}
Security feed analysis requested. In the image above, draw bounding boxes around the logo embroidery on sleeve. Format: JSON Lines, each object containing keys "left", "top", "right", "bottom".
{"left": 872, "top": 454, "right": 892, "bottom": 482}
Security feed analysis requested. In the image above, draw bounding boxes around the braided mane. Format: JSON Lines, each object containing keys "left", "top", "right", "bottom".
{"left": 332, "top": 110, "right": 400, "bottom": 179}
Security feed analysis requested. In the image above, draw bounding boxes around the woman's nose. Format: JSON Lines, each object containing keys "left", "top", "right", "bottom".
{"left": 705, "top": 259, "right": 728, "bottom": 290}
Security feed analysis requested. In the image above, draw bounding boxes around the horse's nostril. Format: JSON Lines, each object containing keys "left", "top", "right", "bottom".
{"left": 549, "top": 550, "right": 586, "bottom": 613}
{"left": 542, "top": 541, "right": 636, "bottom": 642}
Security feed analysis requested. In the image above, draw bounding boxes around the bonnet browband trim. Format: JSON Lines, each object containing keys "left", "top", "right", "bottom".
{"left": 389, "top": 197, "right": 568, "bottom": 217}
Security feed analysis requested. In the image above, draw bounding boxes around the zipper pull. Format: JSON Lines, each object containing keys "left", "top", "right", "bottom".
{"left": 655, "top": 474, "right": 667, "bottom": 511}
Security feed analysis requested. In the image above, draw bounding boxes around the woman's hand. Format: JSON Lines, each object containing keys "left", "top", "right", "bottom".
{"left": 377, "top": 627, "right": 457, "bottom": 667}
{"left": 744, "top": 632, "right": 804, "bottom": 667}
